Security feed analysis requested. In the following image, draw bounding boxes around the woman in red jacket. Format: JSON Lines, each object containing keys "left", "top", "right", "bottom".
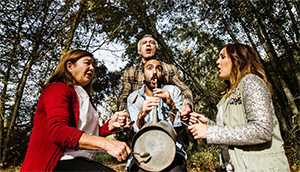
{"left": 21, "top": 50, "right": 131, "bottom": 171}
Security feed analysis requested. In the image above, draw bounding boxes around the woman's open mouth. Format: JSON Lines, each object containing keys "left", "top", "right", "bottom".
{"left": 86, "top": 72, "right": 93, "bottom": 78}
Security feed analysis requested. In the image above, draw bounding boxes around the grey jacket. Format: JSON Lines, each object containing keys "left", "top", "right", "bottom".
{"left": 207, "top": 74, "right": 290, "bottom": 172}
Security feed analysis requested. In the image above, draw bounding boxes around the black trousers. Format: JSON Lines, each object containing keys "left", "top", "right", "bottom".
{"left": 53, "top": 157, "right": 116, "bottom": 172}
{"left": 215, "top": 167, "right": 227, "bottom": 172}
{"left": 128, "top": 154, "right": 187, "bottom": 172}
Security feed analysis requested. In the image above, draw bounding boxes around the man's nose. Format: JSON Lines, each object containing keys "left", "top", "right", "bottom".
{"left": 153, "top": 68, "right": 157, "bottom": 74}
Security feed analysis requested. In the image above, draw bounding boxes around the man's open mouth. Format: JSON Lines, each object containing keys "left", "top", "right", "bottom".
{"left": 151, "top": 76, "right": 157, "bottom": 84}
{"left": 146, "top": 48, "right": 152, "bottom": 53}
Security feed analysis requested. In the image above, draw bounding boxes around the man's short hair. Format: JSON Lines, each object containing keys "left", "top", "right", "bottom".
{"left": 137, "top": 34, "right": 159, "bottom": 52}
{"left": 142, "top": 59, "right": 163, "bottom": 73}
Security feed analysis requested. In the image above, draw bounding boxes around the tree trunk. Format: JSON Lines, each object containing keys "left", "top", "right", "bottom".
{"left": 250, "top": 11, "right": 299, "bottom": 130}
{"left": 263, "top": 1, "right": 300, "bottom": 88}
{"left": 284, "top": 0, "right": 300, "bottom": 53}
{"left": 60, "top": 0, "right": 86, "bottom": 59}
{"left": 292, "top": 0, "right": 300, "bottom": 17}
{"left": 129, "top": 1, "right": 174, "bottom": 64}
{"left": 238, "top": 16, "right": 290, "bottom": 132}
{"left": 0, "top": 2, "right": 28, "bottom": 167}
{"left": 1, "top": 0, "right": 51, "bottom": 166}
{"left": 211, "top": 1, "right": 239, "bottom": 43}
{"left": 238, "top": 17, "right": 259, "bottom": 54}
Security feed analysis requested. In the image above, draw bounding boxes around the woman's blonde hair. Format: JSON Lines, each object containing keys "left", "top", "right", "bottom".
{"left": 219, "top": 43, "right": 272, "bottom": 98}
{"left": 43, "top": 49, "right": 95, "bottom": 95}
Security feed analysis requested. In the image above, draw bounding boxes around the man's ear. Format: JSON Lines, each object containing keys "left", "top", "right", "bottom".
{"left": 66, "top": 61, "right": 73, "bottom": 73}
{"left": 138, "top": 49, "right": 142, "bottom": 55}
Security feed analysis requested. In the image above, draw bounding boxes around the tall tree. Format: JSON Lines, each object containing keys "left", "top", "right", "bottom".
{"left": 262, "top": 1, "right": 300, "bottom": 89}
{"left": 1, "top": 0, "right": 53, "bottom": 165}
{"left": 60, "top": 0, "right": 86, "bottom": 58}
{"left": 283, "top": 0, "right": 300, "bottom": 50}
{"left": 0, "top": 0, "right": 29, "bottom": 167}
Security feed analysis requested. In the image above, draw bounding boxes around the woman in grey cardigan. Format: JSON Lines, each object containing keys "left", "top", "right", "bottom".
{"left": 187, "top": 43, "right": 290, "bottom": 172}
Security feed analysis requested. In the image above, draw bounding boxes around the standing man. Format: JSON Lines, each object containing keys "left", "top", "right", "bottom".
{"left": 118, "top": 34, "right": 193, "bottom": 119}
{"left": 126, "top": 59, "right": 187, "bottom": 171}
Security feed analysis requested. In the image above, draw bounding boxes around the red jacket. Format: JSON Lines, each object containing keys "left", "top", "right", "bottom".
{"left": 21, "top": 82, "right": 114, "bottom": 171}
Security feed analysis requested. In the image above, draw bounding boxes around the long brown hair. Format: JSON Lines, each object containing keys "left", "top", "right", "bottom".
{"left": 219, "top": 43, "right": 272, "bottom": 98}
{"left": 43, "top": 49, "right": 95, "bottom": 95}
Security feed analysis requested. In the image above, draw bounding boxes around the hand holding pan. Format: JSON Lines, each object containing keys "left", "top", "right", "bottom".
{"left": 131, "top": 78, "right": 177, "bottom": 171}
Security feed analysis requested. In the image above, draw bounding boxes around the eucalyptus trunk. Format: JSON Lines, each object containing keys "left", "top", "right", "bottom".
{"left": 212, "top": 1, "right": 239, "bottom": 43}
{"left": 263, "top": 1, "right": 300, "bottom": 88}
{"left": 291, "top": 0, "right": 300, "bottom": 17}
{"left": 60, "top": 0, "right": 86, "bottom": 59}
{"left": 1, "top": 0, "right": 51, "bottom": 166}
{"left": 238, "top": 15, "right": 290, "bottom": 132}
{"left": 238, "top": 17, "right": 259, "bottom": 54}
{"left": 0, "top": 1, "right": 28, "bottom": 167}
{"left": 284, "top": 0, "right": 300, "bottom": 50}
{"left": 129, "top": 0, "right": 176, "bottom": 64}
{"left": 251, "top": 13, "right": 299, "bottom": 130}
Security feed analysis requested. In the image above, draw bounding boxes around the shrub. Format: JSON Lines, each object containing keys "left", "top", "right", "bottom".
{"left": 186, "top": 141, "right": 221, "bottom": 172}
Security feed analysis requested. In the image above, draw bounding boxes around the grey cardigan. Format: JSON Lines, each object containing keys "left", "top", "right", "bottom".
{"left": 206, "top": 74, "right": 290, "bottom": 172}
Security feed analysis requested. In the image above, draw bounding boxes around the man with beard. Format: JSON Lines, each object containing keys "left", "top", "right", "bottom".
{"left": 117, "top": 34, "right": 193, "bottom": 122}
{"left": 126, "top": 59, "right": 187, "bottom": 172}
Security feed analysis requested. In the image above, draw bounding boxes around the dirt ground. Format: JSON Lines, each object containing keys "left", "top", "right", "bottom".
{"left": 103, "top": 161, "right": 127, "bottom": 172}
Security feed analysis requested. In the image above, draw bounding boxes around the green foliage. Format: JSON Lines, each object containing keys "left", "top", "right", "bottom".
{"left": 92, "top": 61, "right": 122, "bottom": 106}
{"left": 186, "top": 142, "right": 221, "bottom": 172}
{"left": 290, "top": 144, "right": 300, "bottom": 171}
{"left": 95, "top": 152, "right": 115, "bottom": 162}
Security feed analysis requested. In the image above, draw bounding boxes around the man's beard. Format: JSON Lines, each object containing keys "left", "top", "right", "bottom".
{"left": 144, "top": 76, "right": 161, "bottom": 90}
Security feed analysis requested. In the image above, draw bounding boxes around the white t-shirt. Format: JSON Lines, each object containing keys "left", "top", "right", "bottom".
{"left": 60, "top": 86, "right": 99, "bottom": 161}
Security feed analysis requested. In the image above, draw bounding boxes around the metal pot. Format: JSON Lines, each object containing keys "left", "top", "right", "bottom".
{"left": 131, "top": 106, "right": 177, "bottom": 171}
